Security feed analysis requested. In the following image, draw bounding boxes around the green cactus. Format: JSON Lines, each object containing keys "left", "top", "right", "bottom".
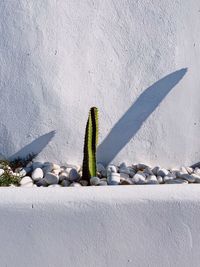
{"left": 82, "top": 107, "right": 98, "bottom": 183}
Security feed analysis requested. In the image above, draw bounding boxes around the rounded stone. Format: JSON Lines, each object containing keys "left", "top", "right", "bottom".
{"left": 191, "top": 174, "right": 200, "bottom": 183}
{"left": 146, "top": 175, "right": 158, "bottom": 184}
{"left": 144, "top": 167, "right": 154, "bottom": 175}
{"left": 42, "top": 163, "right": 54, "bottom": 174}
{"left": 98, "top": 180, "right": 108, "bottom": 186}
{"left": 59, "top": 172, "right": 68, "bottom": 182}
{"left": 90, "top": 176, "right": 101, "bottom": 185}
{"left": 52, "top": 163, "right": 60, "bottom": 170}
{"left": 119, "top": 162, "right": 130, "bottom": 175}
{"left": 61, "top": 180, "right": 71, "bottom": 187}
{"left": 20, "top": 176, "right": 33, "bottom": 187}
{"left": 31, "top": 168, "right": 44, "bottom": 181}
{"left": 97, "top": 163, "right": 106, "bottom": 176}
{"left": 157, "top": 176, "right": 163, "bottom": 184}
{"left": 180, "top": 173, "right": 195, "bottom": 183}
{"left": 186, "top": 167, "right": 193, "bottom": 174}
{"left": 163, "top": 176, "right": 174, "bottom": 183}
{"left": 136, "top": 163, "right": 149, "bottom": 171}
{"left": 157, "top": 168, "right": 169, "bottom": 177}
{"left": 180, "top": 166, "right": 188, "bottom": 174}
{"left": 165, "top": 179, "right": 188, "bottom": 184}
{"left": 35, "top": 178, "right": 48, "bottom": 187}
{"left": 0, "top": 169, "right": 5, "bottom": 176}
{"left": 132, "top": 173, "right": 146, "bottom": 184}
{"left": 107, "top": 173, "right": 120, "bottom": 185}
{"left": 152, "top": 166, "right": 160, "bottom": 175}
{"left": 44, "top": 172, "right": 59, "bottom": 185}
{"left": 79, "top": 180, "right": 89, "bottom": 186}
{"left": 68, "top": 168, "right": 80, "bottom": 182}
{"left": 194, "top": 167, "right": 200, "bottom": 176}
{"left": 107, "top": 165, "right": 118, "bottom": 175}
{"left": 120, "top": 172, "right": 129, "bottom": 179}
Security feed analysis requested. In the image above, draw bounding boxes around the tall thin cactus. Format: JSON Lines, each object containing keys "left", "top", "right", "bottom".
{"left": 82, "top": 107, "right": 98, "bottom": 183}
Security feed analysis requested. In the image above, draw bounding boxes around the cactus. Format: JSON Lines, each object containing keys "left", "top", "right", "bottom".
{"left": 82, "top": 107, "right": 98, "bottom": 183}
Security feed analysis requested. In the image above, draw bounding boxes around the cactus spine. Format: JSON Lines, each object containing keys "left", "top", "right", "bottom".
{"left": 82, "top": 107, "right": 98, "bottom": 183}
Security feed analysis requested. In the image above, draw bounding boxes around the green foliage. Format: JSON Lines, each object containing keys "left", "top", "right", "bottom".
{"left": 0, "top": 172, "right": 20, "bottom": 186}
{"left": 82, "top": 107, "right": 98, "bottom": 183}
{"left": 0, "top": 153, "right": 36, "bottom": 187}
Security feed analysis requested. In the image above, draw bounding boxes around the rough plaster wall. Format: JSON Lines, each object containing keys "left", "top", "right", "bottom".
{"left": 0, "top": 0, "right": 199, "bottom": 167}
{"left": 0, "top": 186, "right": 200, "bottom": 267}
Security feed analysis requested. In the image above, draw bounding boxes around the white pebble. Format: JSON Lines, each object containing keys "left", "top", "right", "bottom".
{"left": 146, "top": 175, "right": 158, "bottom": 184}
{"left": 90, "top": 176, "right": 101, "bottom": 185}
{"left": 180, "top": 166, "right": 188, "bottom": 174}
{"left": 52, "top": 169, "right": 60, "bottom": 175}
{"left": 132, "top": 173, "right": 146, "bottom": 184}
{"left": 163, "top": 176, "right": 174, "bottom": 182}
{"left": 44, "top": 172, "right": 59, "bottom": 185}
{"left": 194, "top": 167, "right": 200, "bottom": 176}
{"left": 191, "top": 174, "right": 200, "bottom": 183}
{"left": 20, "top": 176, "right": 33, "bottom": 187}
{"left": 107, "top": 165, "right": 118, "bottom": 175}
{"left": 107, "top": 173, "right": 120, "bottom": 185}
{"left": 31, "top": 168, "right": 44, "bottom": 181}
{"left": 120, "top": 173, "right": 129, "bottom": 179}
{"left": 52, "top": 163, "right": 60, "bottom": 170}
{"left": 0, "top": 169, "right": 5, "bottom": 176}
{"left": 157, "top": 176, "right": 163, "bottom": 184}
{"left": 186, "top": 167, "right": 193, "bottom": 174}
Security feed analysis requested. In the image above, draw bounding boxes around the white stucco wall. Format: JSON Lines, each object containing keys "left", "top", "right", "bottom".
{"left": 0, "top": 0, "right": 200, "bottom": 167}
{"left": 0, "top": 185, "right": 200, "bottom": 267}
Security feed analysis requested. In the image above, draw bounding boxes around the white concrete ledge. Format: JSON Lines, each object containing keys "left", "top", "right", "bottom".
{"left": 0, "top": 185, "right": 200, "bottom": 267}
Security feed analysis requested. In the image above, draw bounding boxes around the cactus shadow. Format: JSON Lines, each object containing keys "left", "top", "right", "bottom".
{"left": 97, "top": 68, "right": 187, "bottom": 165}
{"left": 8, "top": 130, "right": 56, "bottom": 160}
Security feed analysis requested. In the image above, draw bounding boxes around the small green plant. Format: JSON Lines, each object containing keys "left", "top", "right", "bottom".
{"left": 0, "top": 161, "right": 21, "bottom": 186}
{"left": 82, "top": 107, "right": 98, "bottom": 183}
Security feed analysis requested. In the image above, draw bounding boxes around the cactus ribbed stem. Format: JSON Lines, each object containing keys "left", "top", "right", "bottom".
{"left": 82, "top": 107, "right": 98, "bottom": 183}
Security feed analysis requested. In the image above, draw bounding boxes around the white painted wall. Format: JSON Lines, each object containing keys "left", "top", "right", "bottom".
{"left": 0, "top": 185, "right": 200, "bottom": 267}
{"left": 0, "top": 0, "right": 200, "bottom": 167}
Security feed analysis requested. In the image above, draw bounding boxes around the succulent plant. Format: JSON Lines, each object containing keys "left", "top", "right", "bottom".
{"left": 82, "top": 107, "right": 98, "bottom": 183}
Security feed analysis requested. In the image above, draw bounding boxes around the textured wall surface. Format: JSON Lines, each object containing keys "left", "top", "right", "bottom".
{"left": 0, "top": 185, "right": 200, "bottom": 267}
{"left": 0, "top": 0, "right": 200, "bottom": 167}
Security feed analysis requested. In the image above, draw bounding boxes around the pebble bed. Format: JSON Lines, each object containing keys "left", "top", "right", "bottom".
{"left": 0, "top": 161, "right": 200, "bottom": 187}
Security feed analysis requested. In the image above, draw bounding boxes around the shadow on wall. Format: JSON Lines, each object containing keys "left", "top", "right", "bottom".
{"left": 97, "top": 68, "right": 187, "bottom": 165}
{"left": 8, "top": 131, "right": 56, "bottom": 160}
